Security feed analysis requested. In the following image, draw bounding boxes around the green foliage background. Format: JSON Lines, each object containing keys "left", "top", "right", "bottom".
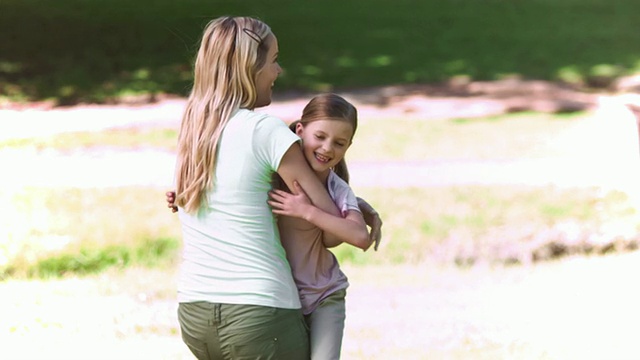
{"left": 1, "top": 0, "right": 639, "bottom": 104}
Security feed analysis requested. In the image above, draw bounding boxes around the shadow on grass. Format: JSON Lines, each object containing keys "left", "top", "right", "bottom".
{"left": 1, "top": 0, "right": 639, "bottom": 105}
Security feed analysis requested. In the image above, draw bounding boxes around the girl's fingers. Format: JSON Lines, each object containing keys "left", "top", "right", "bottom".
{"left": 269, "top": 191, "right": 295, "bottom": 204}
{"left": 272, "top": 189, "right": 290, "bottom": 197}
{"left": 267, "top": 202, "right": 285, "bottom": 215}
{"left": 267, "top": 202, "right": 278, "bottom": 210}
{"left": 267, "top": 200, "right": 285, "bottom": 209}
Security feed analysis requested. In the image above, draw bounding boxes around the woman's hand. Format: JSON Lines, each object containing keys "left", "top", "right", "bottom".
{"left": 268, "top": 181, "right": 313, "bottom": 220}
{"left": 166, "top": 191, "right": 178, "bottom": 213}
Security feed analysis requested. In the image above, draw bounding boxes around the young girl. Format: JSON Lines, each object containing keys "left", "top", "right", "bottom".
{"left": 268, "top": 93, "right": 378, "bottom": 360}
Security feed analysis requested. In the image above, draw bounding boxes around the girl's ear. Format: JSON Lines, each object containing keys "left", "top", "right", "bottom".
{"left": 295, "top": 122, "right": 304, "bottom": 136}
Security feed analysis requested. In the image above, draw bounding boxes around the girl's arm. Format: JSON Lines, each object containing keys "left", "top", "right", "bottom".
{"left": 277, "top": 144, "right": 345, "bottom": 246}
{"left": 166, "top": 191, "right": 178, "bottom": 213}
{"left": 356, "top": 197, "right": 383, "bottom": 251}
{"left": 268, "top": 181, "right": 372, "bottom": 251}
{"left": 167, "top": 189, "right": 382, "bottom": 250}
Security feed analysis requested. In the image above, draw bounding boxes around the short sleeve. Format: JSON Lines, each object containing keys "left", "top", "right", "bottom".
{"left": 327, "top": 171, "right": 361, "bottom": 217}
{"left": 253, "top": 115, "right": 300, "bottom": 171}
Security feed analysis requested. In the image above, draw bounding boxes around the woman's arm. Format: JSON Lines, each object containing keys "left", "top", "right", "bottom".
{"left": 268, "top": 182, "right": 372, "bottom": 251}
{"left": 277, "top": 143, "right": 341, "bottom": 217}
{"left": 164, "top": 145, "right": 335, "bottom": 214}
{"left": 167, "top": 160, "right": 382, "bottom": 250}
{"left": 277, "top": 144, "right": 345, "bottom": 246}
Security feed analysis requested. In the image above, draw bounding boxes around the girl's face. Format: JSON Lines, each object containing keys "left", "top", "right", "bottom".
{"left": 296, "top": 119, "right": 354, "bottom": 176}
{"left": 254, "top": 34, "right": 282, "bottom": 108}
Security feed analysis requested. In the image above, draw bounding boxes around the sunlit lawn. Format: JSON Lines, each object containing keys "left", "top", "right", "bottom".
{"left": 3, "top": 182, "right": 638, "bottom": 279}
{"left": 3, "top": 109, "right": 640, "bottom": 278}
{"left": 2, "top": 108, "right": 640, "bottom": 359}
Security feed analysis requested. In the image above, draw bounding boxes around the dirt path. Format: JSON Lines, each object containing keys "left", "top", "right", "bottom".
{"left": 1, "top": 91, "right": 638, "bottom": 191}
{"left": 2, "top": 148, "right": 635, "bottom": 189}
{"left": 0, "top": 81, "right": 604, "bottom": 140}
{"left": 1, "top": 251, "right": 639, "bottom": 359}
{"left": 342, "top": 252, "right": 640, "bottom": 359}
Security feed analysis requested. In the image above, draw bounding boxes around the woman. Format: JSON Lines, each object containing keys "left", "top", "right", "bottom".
{"left": 172, "top": 16, "right": 380, "bottom": 359}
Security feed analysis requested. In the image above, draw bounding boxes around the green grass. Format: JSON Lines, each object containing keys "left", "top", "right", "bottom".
{"left": 1, "top": 0, "right": 639, "bottom": 104}
{"left": 332, "top": 186, "right": 640, "bottom": 266}
{"left": 1, "top": 186, "right": 182, "bottom": 279}
{"left": 27, "top": 237, "right": 178, "bottom": 278}
{"left": 3, "top": 183, "right": 638, "bottom": 279}
{"left": 3, "top": 110, "right": 638, "bottom": 278}
{"left": 0, "top": 111, "right": 587, "bottom": 161}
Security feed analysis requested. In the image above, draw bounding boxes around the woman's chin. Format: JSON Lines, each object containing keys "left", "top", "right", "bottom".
{"left": 254, "top": 99, "right": 271, "bottom": 108}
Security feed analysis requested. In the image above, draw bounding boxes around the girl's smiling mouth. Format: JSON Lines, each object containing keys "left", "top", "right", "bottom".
{"left": 315, "top": 153, "right": 331, "bottom": 163}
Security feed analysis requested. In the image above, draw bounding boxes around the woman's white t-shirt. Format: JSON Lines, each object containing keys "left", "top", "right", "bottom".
{"left": 177, "top": 109, "right": 301, "bottom": 309}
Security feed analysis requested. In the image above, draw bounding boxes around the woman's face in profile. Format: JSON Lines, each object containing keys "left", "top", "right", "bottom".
{"left": 254, "top": 34, "right": 282, "bottom": 108}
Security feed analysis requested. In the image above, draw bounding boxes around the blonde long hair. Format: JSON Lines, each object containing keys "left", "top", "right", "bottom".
{"left": 175, "top": 16, "right": 272, "bottom": 213}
